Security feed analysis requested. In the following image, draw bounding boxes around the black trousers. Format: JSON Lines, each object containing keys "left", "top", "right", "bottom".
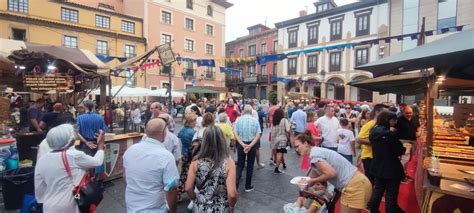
{"left": 369, "top": 177, "right": 404, "bottom": 213}
{"left": 236, "top": 141, "right": 257, "bottom": 189}
{"left": 362, "top": 158, "right": 374, "bottom": 183}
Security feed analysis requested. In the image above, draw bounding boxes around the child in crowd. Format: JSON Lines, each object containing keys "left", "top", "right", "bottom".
{"left": 285, "top": 182, "right": 332, "bottom": 213}
{"left": 337, "top": 118, "right": 356, "bottom": 164}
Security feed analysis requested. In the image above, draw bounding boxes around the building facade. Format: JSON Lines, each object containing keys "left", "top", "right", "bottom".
{"left": 275, "top": 0, "right": 389, "bottom": 102}
{"left": 387, "top": 0, "right": 474, "bottom": 104}
{"left": 225, "top": 24, "right": 278, "bottom": 99}
{"left": 76, "top": 0, "right": 232, "bottom": 91}
{"left": 0, "top": 0, "right": 147, "bottom": 87}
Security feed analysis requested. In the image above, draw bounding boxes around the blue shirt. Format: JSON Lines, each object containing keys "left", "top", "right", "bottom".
{"left": 177, "top": 126, "right": 196, "bottom": 157}
{"left": 234, "top": 114, "right": 261, "bottom": 142}
{"left": 123, "top": 137, "right": 179, "bottom": 213}
{"left": 291, "top": 109, "right": 307, "bottom": 133}
{"left": 76, "top": 112, "right": 108, "bottom": 141}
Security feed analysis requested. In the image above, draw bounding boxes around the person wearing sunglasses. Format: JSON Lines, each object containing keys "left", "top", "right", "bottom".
{"left": 339, "top": 104, "right": 357, "bottom": 131}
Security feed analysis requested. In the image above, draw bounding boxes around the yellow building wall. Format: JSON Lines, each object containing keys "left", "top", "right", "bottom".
{"left": 0, "top": 0, "right": 146, "bottom": 87}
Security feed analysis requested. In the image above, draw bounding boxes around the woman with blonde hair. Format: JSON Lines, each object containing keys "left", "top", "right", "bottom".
{"left": 186, "top": 126, "right": 238, "bottom": 212}
{"left": 177, "top": 113, "right": 197, "bottom": 202}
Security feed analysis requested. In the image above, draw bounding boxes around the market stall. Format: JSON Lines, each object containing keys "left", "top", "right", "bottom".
{"left": 353, "top": 28, "right": 474, "bottom": 212}
{"left": 103, "top": 133, "right": 143, "bottom": 181}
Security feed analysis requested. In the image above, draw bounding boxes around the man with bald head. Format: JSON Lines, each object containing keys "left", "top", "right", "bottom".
{"left": 150, "top": 102, "right": 176, "bottom": 133}
{"left": 123, "top": 118, "right": 179, "bottom": 213}
{"left": 234, "top": 105, "right": 261, "bottom": 192}
{"left": 396, "top": 105, "right": 420, "bottom": 181}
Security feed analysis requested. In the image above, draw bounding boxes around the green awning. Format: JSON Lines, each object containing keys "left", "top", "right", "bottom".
{"left": 348, "top": 72, "right": 431, "bottom": 95}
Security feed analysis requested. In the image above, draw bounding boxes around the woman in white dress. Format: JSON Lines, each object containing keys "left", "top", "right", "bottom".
{"left": 35, "top": 124, "right": 104, "bottom": 213}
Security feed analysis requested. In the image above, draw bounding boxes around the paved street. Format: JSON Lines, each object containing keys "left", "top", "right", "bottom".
{"left": 96, "top": 121, "right": 307, "bottom": 213}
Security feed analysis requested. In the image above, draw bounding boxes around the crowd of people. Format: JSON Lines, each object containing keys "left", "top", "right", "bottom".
{"left": 4, "top": 90, "right": 422, "bottom": 213}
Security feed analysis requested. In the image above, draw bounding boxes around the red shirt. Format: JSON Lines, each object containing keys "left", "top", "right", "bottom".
{"left": 268, "top": 105, "right": 279, "bottom": 127}
{"left": 226, "top": 105, "right": 240, "bottom": 123}
{"left": 307, "top": 122, "right": 321, "bottom": 146}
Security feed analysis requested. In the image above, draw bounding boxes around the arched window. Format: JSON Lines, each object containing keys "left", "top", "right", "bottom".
{"left": 186, "top": 0, "right": 193, "bottom": 9}
{"left": 207, "top": 5, "right": 213, "bottom": 16}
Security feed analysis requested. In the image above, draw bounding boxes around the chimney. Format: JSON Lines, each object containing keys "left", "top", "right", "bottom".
{"left": 299, "top": 10, "right": 307, "bottom": 17}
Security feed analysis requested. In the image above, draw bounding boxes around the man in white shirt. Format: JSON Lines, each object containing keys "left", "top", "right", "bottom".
{"left": 157, "top": 114, "right": 182, "bottom": 164}
{"left": 124, "top": 118, "right": 179, "bottom": 213}
{"left": 315, "top": 106, "right": 340, "bottom": 152}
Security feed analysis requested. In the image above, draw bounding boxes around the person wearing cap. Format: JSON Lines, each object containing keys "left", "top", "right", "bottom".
{"left": 35, "top": 124, "right": 105, "bottom": 213}
{"left": 76, "top": 100, "right": 108, "bottom": 156}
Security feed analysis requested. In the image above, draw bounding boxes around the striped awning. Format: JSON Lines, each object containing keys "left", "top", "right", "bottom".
{"left": 0, "top": 38, "right": 109, "bottom": 76}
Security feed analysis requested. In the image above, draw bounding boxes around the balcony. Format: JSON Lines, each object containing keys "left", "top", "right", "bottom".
{"left": 204, "top": 71, "right": 215, "bottom": 80}
{"left": 225, "top": 77, "right": 241, "bottom": 86}
{"left": 183, "top": 68, "right": 196, "bottom": 78}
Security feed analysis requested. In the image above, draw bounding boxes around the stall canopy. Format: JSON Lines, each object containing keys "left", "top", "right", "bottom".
{"left": 113, "top": 46, "right": 158, "bottom": 70}
{"left": 348, "top": 72, "right": 431, "bottom": 95}
{"left": 0, "top": 38, "right": 109, "bottom": 76}
{"left": 356, "top": 28, "right": 474, "bottom": 79}
{"left": 91, "top": 86, "right": 186, "bottom": 97}
{"left": 178, "top": 87, "right": 220, "bottom": 94}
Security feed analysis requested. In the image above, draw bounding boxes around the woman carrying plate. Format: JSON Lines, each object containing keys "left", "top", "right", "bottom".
{"left": 294, "top": 130, "right": 372, "bottom": 213}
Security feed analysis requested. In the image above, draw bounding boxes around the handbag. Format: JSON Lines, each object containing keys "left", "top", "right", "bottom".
{"left": 61, "top": 150, "right": 104, "bottom": 213}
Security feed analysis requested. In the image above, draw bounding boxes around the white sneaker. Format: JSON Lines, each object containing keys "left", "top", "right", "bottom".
{"left": 187, "top": 200, "right": 194, "bottom": 210}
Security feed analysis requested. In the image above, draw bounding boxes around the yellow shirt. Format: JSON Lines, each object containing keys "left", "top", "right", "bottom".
{"left": 216, "top": 123, "right": 235, "bottom": 142}
{"left": 358, "top": 119, "right": 376, "bottom": 159}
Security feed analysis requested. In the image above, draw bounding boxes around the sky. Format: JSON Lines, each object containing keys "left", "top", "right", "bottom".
{"left": 225, "top": 0, "right": 358, "bottom": 42}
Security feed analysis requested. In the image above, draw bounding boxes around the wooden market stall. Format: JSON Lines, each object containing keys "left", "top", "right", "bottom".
{"left": 353, "top": 28, "right": 474, "bottom": 212}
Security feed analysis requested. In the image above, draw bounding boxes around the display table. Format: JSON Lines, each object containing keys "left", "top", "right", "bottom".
{"left": 422, "top": 162, "right": 474, "bottom": 212}
{"left": 103, "top": 133, "right": 143, "bottom": 181}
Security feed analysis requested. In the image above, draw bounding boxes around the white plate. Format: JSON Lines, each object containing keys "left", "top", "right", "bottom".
{"left": 290, "top": 176, "right": 310, "bottom": 188}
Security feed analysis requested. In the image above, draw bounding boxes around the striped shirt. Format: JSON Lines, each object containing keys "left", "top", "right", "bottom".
{"left": 76, "top": 112, "right": 108, "bottom": 141}
{"left": 234, "top": 114, "right": 261, "bottom": 142}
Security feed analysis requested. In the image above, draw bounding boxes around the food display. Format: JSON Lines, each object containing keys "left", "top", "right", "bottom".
{"left": 432, "top": 118, "right": 474, "bottom": 165}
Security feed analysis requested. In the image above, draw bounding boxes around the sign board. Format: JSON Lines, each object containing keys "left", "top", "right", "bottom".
{"left": 23, "top": 74, "right": 73, "bottom": 92}
{"left": 244, "top": 76, "right": 258, "bottom": 83}
{"left": 157, "top": 43, "right": 175, "bottom": 66}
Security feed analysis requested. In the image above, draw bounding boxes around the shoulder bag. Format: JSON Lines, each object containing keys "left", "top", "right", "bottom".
{"left": 61, "top": 150, "right": 104, "bottom": 213}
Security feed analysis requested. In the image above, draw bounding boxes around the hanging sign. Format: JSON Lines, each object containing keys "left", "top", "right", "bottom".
{"left": 157, "top": 43, "right": 176, "bottom": 66}
{"left": 23, "top": 74, "right": 73, "bottom": 91}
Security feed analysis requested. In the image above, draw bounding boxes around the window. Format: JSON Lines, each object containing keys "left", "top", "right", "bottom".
{"left": 330, "top": 20, "right": 342, "bottom": 41}
{"left": 186, "top": 0, "right": 193, "bottom": 9}
{"left": 261, "top": 65, "right": 267, "bottom": 76}
{"left": 307, "top": 55, "right": 318, "bottom": 74}
{"left": 307, "top": 25, "right": 318, "bottom": 45}
{"left": 437, "top": 0, "right": 457, "bottom": 33}
{"left": 248, "top": 65, "right": 256, "bottom": 77}
{"left": 162, "top": 11, "right": 171, "bottom": 24}
{"left": 329, "top": 52, "right": 341, "bottom": 71}
{"left": 229, "top": 50, "right": 234, "bottom": 57}
{"left": 61, "top": 8, "right": 78, "bottom": 23}
{"left": 355, "top": 48, "right": 369, "bottom": 66}
{"left": 126, "top": 70, "right": 136, "bottom": 86}
{"left": 160, "top": 65, "right": 173, "bottom": 74}
{"left": 121, "top": 20, "right": 135, "bottom": 33}
{"left": 356, "top": 15, "right": 370, "bottom": 36}
{"left": 206, "top": 44, "right": 213, "bottom": 55}
{"left": 11, "top": 28, "right": 26, "bottom": 41}
{"left": 185, "top": 39, "right": 194, "bottom": 51}
{"left": 125, "top": 45, "right": 136, "bottom": 58}
{"left": 273, "top": 40, "right": 278, "bottom": 53}
{"left": 239, "top": 49, "right": 244, "bottom": 57}
{"left": 288, "top": 58, "right": 297, "bottom": 75}
{"left": 261, "top": 43, "right": 267, "bottom": 55}
{"left": 288, "top": 30, "right": 298, "bottom": 48}
{"left": 8, "top": 0, "right": 28, "bottom": 13}
{"left": 96, "top": 40, "right": 108, "bottom": 56}
{"left": 150, "top": 86, "right": 158, "bottom": 90}
{"left": 272, "top": 63, "right": 277, "bottom": 76}
{"left": 64, "top": 35, "right": 78, "bottom": 48}
{"left": 402, "top": 0, "right": 419, "bottom": 51}
{"left": 161, "top": 34, "right": 172, "bottom": 44}
{"left": 162, "top": 82, "right": 170, "bottom": 89}
{"left": 206, "top": 24, "right": 214, "bottom": 36}
{"left": 248, "top": 45, "right": 256, "bottom": 56}
{"left": 185, "top": 18, "right": 194, "bottom": 30}
{"left": 96, "top": 15, "right": 110, "bottom": 28}
{"left": 205, "top": 67, "right": 214, "bottom": 78}
{"left": 184, "top": 61, "right": 194, "bottom": 76}
{"left": 207, "top": 5, "right": 213, "bottom": 16}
